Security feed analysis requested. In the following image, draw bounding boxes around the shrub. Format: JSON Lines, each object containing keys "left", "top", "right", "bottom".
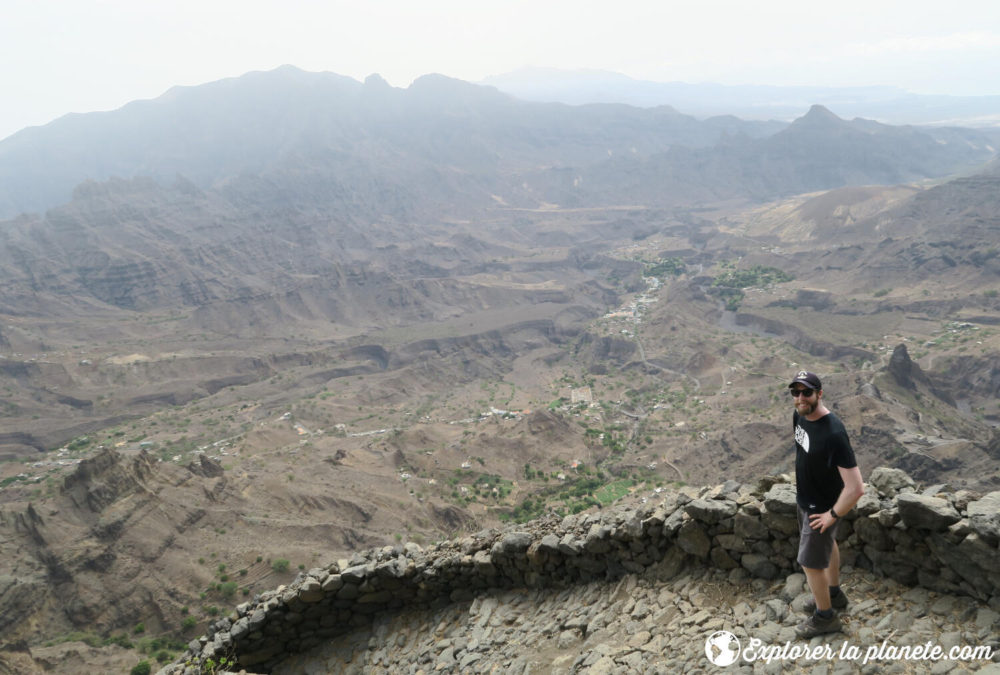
{"left": 271, "top": 558, "right": 290, "bottom": 573}
{"left": 130, "top": 661, "right": 151, "bottom": 675}
{"left": 104, "top": 634, "right": 133, "bottom": 649}
{"left": 645, "top": 257, "right": 686, "bottom": 278}
{"left": 181, "top": 616, "right": 197, "bottom": 632}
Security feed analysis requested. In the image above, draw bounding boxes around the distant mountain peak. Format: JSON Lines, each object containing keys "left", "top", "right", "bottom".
{"left": 364, "top": 73, "right": 391, "bottom": 89}
{"left": 407, "top": 73, "right": 510, "bottom": 103}
{"left": 794, "top": 104, "right": 845, "bottom": 126}
{"left": 273, "top": 63, "right": 306, "bottom": 75}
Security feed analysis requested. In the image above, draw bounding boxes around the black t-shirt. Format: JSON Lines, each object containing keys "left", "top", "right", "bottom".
{"left": 793, "top": 410, "right": 857, "bottom": 512}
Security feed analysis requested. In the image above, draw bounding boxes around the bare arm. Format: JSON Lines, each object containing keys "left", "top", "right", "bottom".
{"left": 833, "top": 465, "right": 865, "bottom": 514}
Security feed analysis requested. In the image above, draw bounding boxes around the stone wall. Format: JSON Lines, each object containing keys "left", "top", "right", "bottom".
{"left": 160, "top": 468, "right": 1000, "bottom": 674}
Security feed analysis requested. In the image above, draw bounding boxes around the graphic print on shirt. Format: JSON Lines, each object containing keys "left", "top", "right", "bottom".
{"left": 795, "top": 424, "right": 810, "bottom": 453}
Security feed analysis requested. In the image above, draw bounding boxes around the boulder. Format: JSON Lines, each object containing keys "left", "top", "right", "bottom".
{"left": 741, "top": 553, "right": 779, "bottom": 579}
{"left": 684, "top": 498, "right": 737, "bottom": 524}
{"left": 761, "top": 509, "right": 799, "bottom": 536}
{"left": 854, "top": 515, "right": 891, "bottom": 551}
{"left": 854, "top": 491, "right": 881, "bottom": 517}
{"left": 733, "top": 511, "right": 771, "bottom": 540}
{"left": 897, "top": 493, "right": 961, "bottom": 531}
{"left": 762, "top": 484, "right": 798, "bottom": 515}
{"left": 296, "top": 579, "right": 324, "bottom": 603}
{"left": 492, "top": 532, "right": 533, "bottom": 561}
{"left": 538, "top": 534, "right": 561, "bottom": 554}
{"left": 340, "top": 564, "right": 371, "bottom": 584}
{"left": 868, "top": 467, "right": 915, "bottom": 497}
{"left": 676, "top": 521, "right": 710, "bottom": 558}
{"left": 967, "top": 492, "right": 1000, "bottom": 544}
{"left": 557, "top": 533, "right": 582, "bottom": 556}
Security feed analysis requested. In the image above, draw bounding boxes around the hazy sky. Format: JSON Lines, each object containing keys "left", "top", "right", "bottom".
{"left": 3, "top": 0, "right": 1000, "bottom": 140}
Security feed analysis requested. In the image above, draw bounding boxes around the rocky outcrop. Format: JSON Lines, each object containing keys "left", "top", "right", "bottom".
{"left": 887, "top": 343, "right": 929, "bottom": 390}
{"left": 61, "top": 448, "right": 156, "bottom": 513}
{"left": 186, "top": 454, "right": 225, "bottom": 479}
{"left": 0, "top": 448, "right": 223, "bottom": 648}
{"left": 161, "top": 468, "right": 1000, "bottom": 674}
{"left": 886, "top": 343, "right": 958, "bottom": 407}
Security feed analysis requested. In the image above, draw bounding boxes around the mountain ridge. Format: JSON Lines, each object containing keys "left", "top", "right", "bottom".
{"left": 4, "top": 66, "right": 993, "bottom": 220}
{"left": 2, "top": 65, "right": 1000, "bottom": 675}
{"left": 482, "top": 66, "right": 1000, "bottom": 128}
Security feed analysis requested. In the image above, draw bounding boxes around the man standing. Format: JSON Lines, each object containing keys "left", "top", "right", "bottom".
{"left": 788, "top": 371, "right": 865, "bottom": 638}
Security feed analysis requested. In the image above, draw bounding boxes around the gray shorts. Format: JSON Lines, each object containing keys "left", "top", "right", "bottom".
{"left": 797, "top": 505, "right": 840, "bottom": 569}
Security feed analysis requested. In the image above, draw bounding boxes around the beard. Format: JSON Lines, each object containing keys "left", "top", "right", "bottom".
{"left": 796, "top": 399, "right": 818, "bottom": 416}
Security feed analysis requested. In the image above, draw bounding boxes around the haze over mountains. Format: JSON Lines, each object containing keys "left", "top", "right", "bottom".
{"left": 0, "top": 64, "right": 998, "bottom": 474}
{"left": 0, "top": 65, "right": 996, "bottom": 220}
{"left": 1, "top": 65, "right": 999, "bottom": 673}
{"left": 483, "top": 67, "right": 1000, "bottom": 127}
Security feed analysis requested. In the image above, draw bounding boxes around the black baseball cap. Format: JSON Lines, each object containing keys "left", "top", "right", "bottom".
{"left": 788, "top": 371, "right": 822, "bottom": 390}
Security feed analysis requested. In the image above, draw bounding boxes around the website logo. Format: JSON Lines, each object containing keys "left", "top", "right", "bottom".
{"left": 705, "top": 631, "right": 741, "bottom": 666}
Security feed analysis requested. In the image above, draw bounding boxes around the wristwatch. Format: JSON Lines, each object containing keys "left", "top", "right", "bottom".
{"left": 830, "top": 507, "right": 840, "bottom": 519}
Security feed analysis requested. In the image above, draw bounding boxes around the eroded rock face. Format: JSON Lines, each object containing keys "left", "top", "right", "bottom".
{"left": 161, "top": 467, "right": 1000, "bottom": 675}
{"left": 62, "top": 448, "right": 156, "bottom": 512}
{"left": 887, "top": 343, "right": 925, "bottom": 390}
{"left": 885, "top": 342, "right": 957, "bottom": 406}
{"left": 795, "top": 289, "right": 834, "bottom": 310}
{"left": 0, "top": 448, "right": 234, "bottom": 648}
{"left": 186, "top": 454, "right": 224, "bottom": 478}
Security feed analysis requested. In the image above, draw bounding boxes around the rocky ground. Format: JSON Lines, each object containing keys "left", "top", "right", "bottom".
{"left": 273, "top": 563, "right": 1000, "bottom": 674}
{"left": 4, "top": 176, "right": 1000, "bottom": 675}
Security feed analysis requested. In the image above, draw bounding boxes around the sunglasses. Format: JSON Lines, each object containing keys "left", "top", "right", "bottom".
{"left": 789, "top": 388, "right": 816, "bottom": 398}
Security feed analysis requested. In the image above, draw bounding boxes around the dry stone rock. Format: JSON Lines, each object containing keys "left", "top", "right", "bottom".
{"left": 968, "top": 492, "right": 1000, "bottom": 544}
{"left": 897, "top": 493, "right": 961, "bottom": 531}
{"left": 869, "top": 467, "right": 916, "bottom": 496}
{"left": 159, "top": 467, "right": 1000, "bottom": 675}
{"left": 296, "top": 579, "right": 324, "bottom": 603}
{"left": 763, "top": 483, "right": 798, "bottom": 515}
{"left": 741, "top": 553, "right": 779, "bottom": 579}
{"left": 676, "top": 520, "right": 710, "bottom": 558}
{"left": 684, "top": 498, "right": 738, "bottom": 524}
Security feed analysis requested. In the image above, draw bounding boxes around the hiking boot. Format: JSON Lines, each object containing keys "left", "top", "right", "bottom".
{"left": 795, "top": 611, "right": 842, "bottom": 638}
{"left": 802, "top": 591, "right": 848, "bottom": 615}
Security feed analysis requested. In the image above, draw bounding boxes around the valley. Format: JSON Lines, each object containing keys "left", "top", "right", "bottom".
{"left": 2, "top": 183, "right": 999, "bottom": 673}
{"left": 0, "top": 68, "right": 997, "bottom": 673}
